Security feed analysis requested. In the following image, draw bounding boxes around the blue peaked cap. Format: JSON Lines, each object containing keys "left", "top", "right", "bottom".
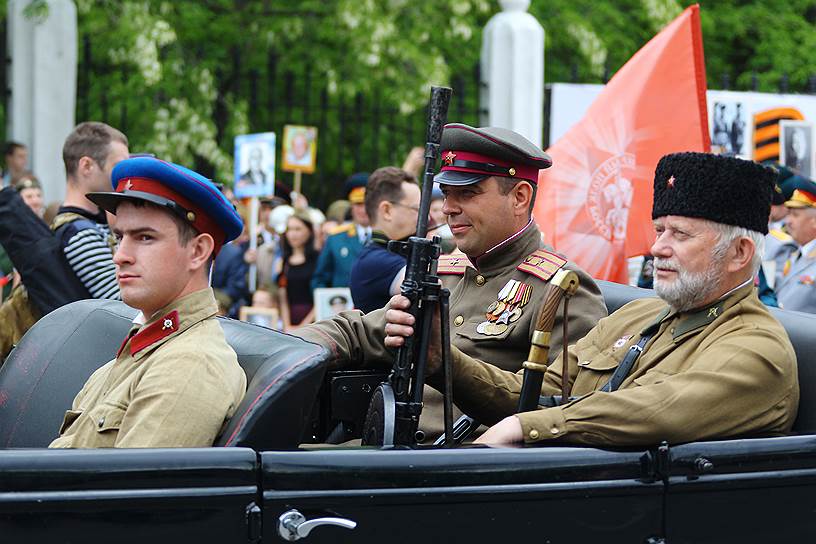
{"left": 90, "top": 156, "right": 243, "bottom": 244}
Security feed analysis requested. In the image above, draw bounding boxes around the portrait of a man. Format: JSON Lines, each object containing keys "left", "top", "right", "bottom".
{"left": 780, "top": 121, "right": 813, "bottom": 178}
{"left": 282, "top": 125, "right": 317, "bottom": 174}
{"left": 234, "top": 132, "right": 277, "bottom": 199}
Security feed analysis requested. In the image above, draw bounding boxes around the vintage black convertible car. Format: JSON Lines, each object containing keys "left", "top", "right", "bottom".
{"left": 0, "top": 280, "right": 814, "bottom": 543}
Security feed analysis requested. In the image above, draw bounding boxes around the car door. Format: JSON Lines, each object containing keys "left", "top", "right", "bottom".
{"left": 665, "top": 435, "right": 816, "bottom": 543}
{"left": 262, "top": 445, "right": 664, "bottom": 542}
{"left": 0, "top": 447, "right": 260, "bottom": 543}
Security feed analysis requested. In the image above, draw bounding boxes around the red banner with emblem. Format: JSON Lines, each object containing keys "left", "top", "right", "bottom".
{"left": 534, "top": 4, "right": 710, "bottom": 284}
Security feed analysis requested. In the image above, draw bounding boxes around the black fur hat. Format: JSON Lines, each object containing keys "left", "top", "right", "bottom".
{"left": 652, "top": 152, "right": 775, "bottom": 234}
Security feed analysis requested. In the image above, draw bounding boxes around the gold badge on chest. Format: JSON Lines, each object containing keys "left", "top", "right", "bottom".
{"left": 477, "top": 279, "right": 533, "bottom": 335}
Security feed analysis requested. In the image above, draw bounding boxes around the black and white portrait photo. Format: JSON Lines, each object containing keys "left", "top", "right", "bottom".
{"left": 780, "top": 120, "right": 813, "bottom": 178}
{"left": 710, "top": 101, "right": 747, "bottom": 156}
{"left": 233, "top": 132, "right": 277, "bottom": 199}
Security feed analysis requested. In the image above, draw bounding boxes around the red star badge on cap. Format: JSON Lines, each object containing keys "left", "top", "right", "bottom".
{"left": 443, "top": 151, "right": 456, "bottom": 166}
{"left": 667, "top": 175, "right": 676, "bottom": 188}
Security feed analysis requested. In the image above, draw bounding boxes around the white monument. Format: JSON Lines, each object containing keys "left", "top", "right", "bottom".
{"left": 8, "top": 0, "right": 77, "bottom": 202}
{"left": 480, "top": 0, "right": 545, "bottom": 147}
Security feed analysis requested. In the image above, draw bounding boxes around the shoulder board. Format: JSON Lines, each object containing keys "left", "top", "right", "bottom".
{"left": 329, "top": 223, "right": 355, "bottom": 236}
{"left": 50, "top": 212, "right": 85, "bottom": 232}
{"left": 517, "top": 249, "right": 567, "bottom": 282}
{"left": 128, "top": 310, "right": 180, "bottom": 356}
{"left": 769, "top": 228, "right": 793, "bottom": 243}
{"left": 437, "top": 254, "right": 472, "bottom": 275}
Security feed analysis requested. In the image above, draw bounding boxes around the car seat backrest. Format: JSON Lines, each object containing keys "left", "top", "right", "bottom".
{"left": 0, "top": 299, "right": 327, "bottom": 449}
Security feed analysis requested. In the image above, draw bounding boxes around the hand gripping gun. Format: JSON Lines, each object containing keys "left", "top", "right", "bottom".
{"left": 361, "top": 86, "right": 453, "bottom": 448}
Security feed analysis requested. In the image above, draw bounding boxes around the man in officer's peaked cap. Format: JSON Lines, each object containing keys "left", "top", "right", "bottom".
{"left": 297, "top": 123, "right": 607, "bottom": 444}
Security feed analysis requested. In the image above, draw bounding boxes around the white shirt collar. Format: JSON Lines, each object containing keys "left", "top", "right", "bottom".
{"left": 800, "top": 238, "right": 816, "bottom": 256}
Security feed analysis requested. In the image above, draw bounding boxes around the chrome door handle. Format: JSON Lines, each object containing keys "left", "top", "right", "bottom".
{"left": 278, "top": 509, "right": 357, "bottom": 541}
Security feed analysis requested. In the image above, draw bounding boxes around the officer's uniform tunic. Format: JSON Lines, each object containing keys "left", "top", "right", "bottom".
{"left": 765, "top": 226, "right": 797, "bottom": 285}
{"left": 311, "top": 224, "right": 365, "bottom": 290}
{"left": 449, "top": 282, "right": 799, "bottom": 446}
{"left": 776, "top": 242, "right": 816, "bottom": 313}
{"left": 50, "top": 288, "right": 247, "bottom": 448}
{"left": 297, "top": 221, "right": 607, "bottom": 439}
{"left": 300, "top": 222, "right": 605, "bottom": 369}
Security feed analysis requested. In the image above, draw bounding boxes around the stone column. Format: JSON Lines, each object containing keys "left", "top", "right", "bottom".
{"left": 8, "top": 0, "right": 77, "bottom": 203}
{"left": 480, "top": 0, "right": 544, "bottom": 147}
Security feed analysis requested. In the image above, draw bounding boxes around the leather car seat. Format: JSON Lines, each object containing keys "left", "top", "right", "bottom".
{"left": 0, "top": 299, "right": 327, "bottom": 449}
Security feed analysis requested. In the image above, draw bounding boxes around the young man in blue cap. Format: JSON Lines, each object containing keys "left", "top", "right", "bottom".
{"left": 50, "top": 157, "right": 247, "bottom": 448}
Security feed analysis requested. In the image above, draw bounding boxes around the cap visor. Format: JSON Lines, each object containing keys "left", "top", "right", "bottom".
{"left": 86, "top": 190, "right": 181, "bottom": 215}
{"left": 433, "top": 170, "right": 489, "bottom": 186}
{"left": 784, "top": 200, "right": 811, "bottom": 209}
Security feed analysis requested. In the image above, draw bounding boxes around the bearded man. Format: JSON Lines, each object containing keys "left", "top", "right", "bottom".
{"left": 385, "top": 152, "right": 800, "bottom": 447}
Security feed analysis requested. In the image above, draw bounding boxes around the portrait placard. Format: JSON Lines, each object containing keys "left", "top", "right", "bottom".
{"left": 314, "top": 287, "right": 354, "bottom": 321}
{"left": 779, "top": 120, "right": 814, "bottom": 178}
{"left": 234, "top": 132, "right": 277, "bottom": 198}
{"left": 281, "top": 125, "right": 318, "bottom": 174}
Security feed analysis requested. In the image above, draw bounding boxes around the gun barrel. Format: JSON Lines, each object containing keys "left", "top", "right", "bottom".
{"left": 416, "top": 86, "right": 451, "bottom": 238}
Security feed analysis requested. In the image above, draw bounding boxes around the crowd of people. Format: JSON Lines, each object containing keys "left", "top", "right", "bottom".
{"left": 206, "top": 150, "right": 455, "bottom": 332}
{"left": 0, "top": 118, "right": 812, "bottom": 449}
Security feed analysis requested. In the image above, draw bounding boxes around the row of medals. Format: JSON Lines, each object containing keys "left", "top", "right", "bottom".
{"left": 476, "top": 279, "right": 532, "bottom": 336}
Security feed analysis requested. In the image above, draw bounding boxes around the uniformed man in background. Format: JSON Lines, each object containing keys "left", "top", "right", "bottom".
{"left": 50, "top": 157, "right": 247, "bottom": 448}
{"left": 349, "top": 166, "right": 420, "bottom": 313}
{"left": 385, "top": 152, "right": 799, "bottom": 447}
{"left": 776, "top": 181, "right": 816, "bottom": 313}
{"left": 311, "top": 173, "right": 371, "bottom": 290}
{"left": 297, "top": 123, "right": 607, "bottom": 442}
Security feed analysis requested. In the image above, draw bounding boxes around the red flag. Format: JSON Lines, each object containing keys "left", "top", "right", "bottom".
{"left": 535, "top": 4, "right": 710, "bottom": 284}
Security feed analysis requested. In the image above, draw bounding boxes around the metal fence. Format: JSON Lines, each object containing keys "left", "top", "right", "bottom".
{"left": 6, "top": 25, "right": 816, "bottom": 206}
{"left": 74, "top": 37, "right": 487, "bottom": 207}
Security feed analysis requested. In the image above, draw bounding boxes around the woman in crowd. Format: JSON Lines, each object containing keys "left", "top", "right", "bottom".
{"left": 277, "top": 211, "right": 318, "bottom": 331}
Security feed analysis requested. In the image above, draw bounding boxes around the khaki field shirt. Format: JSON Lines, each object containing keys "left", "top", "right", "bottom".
{"left": 450, "top": 283, "right": 799, "bottom": 446}
{"left": 50, "top": 288, "right": 246, "bottom": 448}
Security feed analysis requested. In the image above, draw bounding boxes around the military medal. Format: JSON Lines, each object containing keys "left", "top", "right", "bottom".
{"left": 507, "top": 307, "right": 522, "bottom": 323}
{"left": 477, "top": 322, "right": 509, "bottom": 336}
{"left": 477, "top": 279, "right": 533, "bottom": 335}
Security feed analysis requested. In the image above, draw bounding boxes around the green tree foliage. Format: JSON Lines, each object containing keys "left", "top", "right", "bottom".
{"left": 7, "top": 0, "right": 816, "bottom": 203}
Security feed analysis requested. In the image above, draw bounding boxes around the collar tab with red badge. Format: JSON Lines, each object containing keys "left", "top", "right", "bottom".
{"left": 122, "top": 310, "right": 180, "bottom": 357}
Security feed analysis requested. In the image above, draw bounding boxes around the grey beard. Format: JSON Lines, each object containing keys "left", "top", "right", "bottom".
{"left": 653, "top": 257, "right": 724, "bottom": 312}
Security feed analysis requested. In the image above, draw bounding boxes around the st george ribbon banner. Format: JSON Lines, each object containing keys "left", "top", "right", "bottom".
{"left": 535, "top": 4, "right": 710, "bottom": 283}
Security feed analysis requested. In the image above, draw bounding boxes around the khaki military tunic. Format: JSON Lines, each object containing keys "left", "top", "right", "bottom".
{"left": 0, "top": 286, "right": 39, "bottom": 363}
{"left": 297, "top": 222, "right": 607, "bottom": 440}
{"left": 449, "top": 282, "right": 799, "bottom": 447}
{"left": 50, "top": 288, "right": 247, "bottom": 448}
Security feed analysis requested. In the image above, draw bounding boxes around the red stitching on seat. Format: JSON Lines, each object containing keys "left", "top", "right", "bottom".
{"left": 224, "top": 352, "right": 321, "bottom": 446}
{"left": 5, "top": 310, "right": 103, "bottom": 446}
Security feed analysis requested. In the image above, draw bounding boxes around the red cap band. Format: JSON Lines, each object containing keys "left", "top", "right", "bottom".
{"left": 440, "top": 150, "right": 539, "bottom": 183}
{"left": 115, "top": 177, "right": 226, "bottom": 251}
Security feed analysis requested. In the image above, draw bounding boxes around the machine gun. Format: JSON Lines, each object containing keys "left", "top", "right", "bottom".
{"left": 361, "top": 86, "right": 452, "bottom": 448}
